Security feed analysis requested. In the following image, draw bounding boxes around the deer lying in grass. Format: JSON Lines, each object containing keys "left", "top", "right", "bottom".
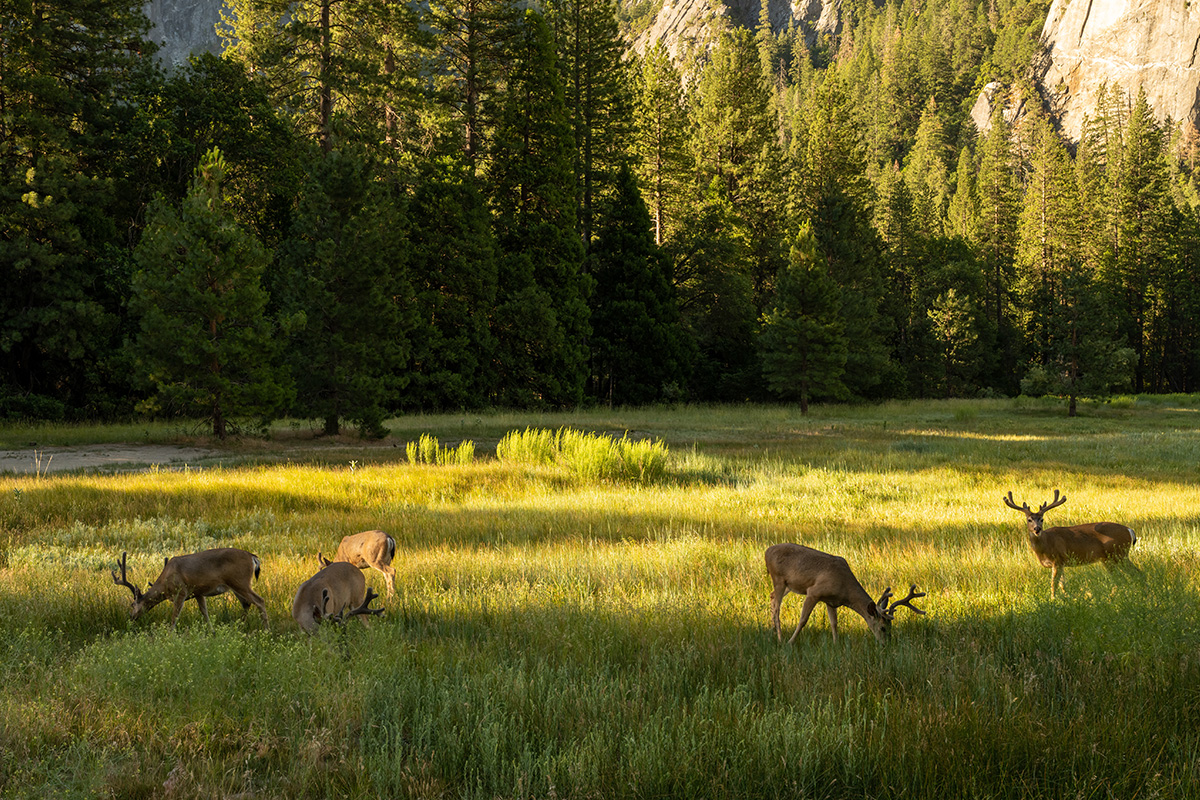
{"left": 292, "top": 561, "right": 384, "bottom": 633}
{"left": 318, "top": 529, "right": 396, "bottom": 598}
{"left": 765, "top": 543, "right": 925, "bottom": 644}
{"left": 112, "top": 548, "right": 268, "bottom": 627}
{"left": 1004, "top": 489, "right": 1139, "bottom": 598}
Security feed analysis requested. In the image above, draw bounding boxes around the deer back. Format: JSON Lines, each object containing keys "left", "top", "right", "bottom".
{"left": 333, "top": 530, "right": 395, "bottom": 569}
{"left": 1033, "top": 522, "right": 1136, "bottom": 566}
{"left": 149, "top": 548, "right": 261, "bottom": 599}
{"left": 292, "top": 561, "right": 368, "bottom": 633}
{"left": 764, "top": 543, "right": 872, "bottom": 607}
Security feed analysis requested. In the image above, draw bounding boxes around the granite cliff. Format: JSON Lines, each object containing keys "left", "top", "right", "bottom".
{"left": 1039, "top": 0, "right": 1200, "bottom": 139}
{"left": 144, "top": 0, "right": 228, "bottom": 67}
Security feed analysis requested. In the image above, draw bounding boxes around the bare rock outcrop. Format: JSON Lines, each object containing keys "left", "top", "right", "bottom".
{"left": 633, "top": 0, "right": 840, "bottom": 59}
{"left": 1039, "top": 0, "right": 1200, "bottom": 139}
{"left": 144, "top": 0, "right": 228, "bottom": 67}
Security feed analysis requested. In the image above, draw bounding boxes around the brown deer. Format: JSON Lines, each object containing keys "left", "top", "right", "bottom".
{"left": 111, "top": 548, "right": 268, "bottom": 627}
{"left": 292, "top": 561, "right": 384, "bottom": 633}
{"left": 318, "top": 529, "right": 396, "bottom": 598}
{"left": 765, "top": 543, "right": 926, "bottom": 644}
{"left": 1003, "top": 489, "right": 1139, "bottom": 598}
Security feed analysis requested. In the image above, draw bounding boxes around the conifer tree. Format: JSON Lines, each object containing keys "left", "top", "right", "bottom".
{"left": 1014, "top": 111, "right": 1080, "bottom": 367}
{"left": 947, "top": 145, "right": 980, "bottom": 242}
{"left": 1020, "top": 262, "right": 1134, "bottom": 416}
{"left": 1107, "top": 89, "right": 1172, "bottom": 391}
{"left": 794, "top": 73, "right": 892, "bottom": 397}
{"left": 222, "top": 0, "right": 428, "bottom": 155}
{"left": 588, "top": 165, "right": 691, "bottom": 404}
{"left": 131, "top": 149, "right": 291, "bottom": 438}
{"left": 759, "top": 223, "right": 848, "bottom": 413}
{"left": 632, "top": 43, "right": 692, "bottom": 246}
{"left": 976, "top": 105, "right": 1019, "bottom": 389}
{"left": 488, "top": 8, "right": 590, "bottom": 406}
{"left": 275, "top": 149, "right": 411, "bottom": 436}
{"left": 0, "top": 0, "right": 157, "bottom": 415}
{"left": 544, "top": 0, "right": 633, "bottom": 246}
{"left": 405, "top": 159, "right": 500, "bottom": 409}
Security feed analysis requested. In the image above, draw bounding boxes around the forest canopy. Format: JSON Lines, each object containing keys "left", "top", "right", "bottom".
{"left": 3, "top": 0, "right": 1198, "bottom": 433}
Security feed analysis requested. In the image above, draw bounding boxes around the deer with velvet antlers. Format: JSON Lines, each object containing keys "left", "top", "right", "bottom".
{"left": 1003, "top": 489, "right": 1139, "bottom": 598}
{"left": 111, "top": 548, "right": 268, "bottom": 627}
{"left": 765, "top": 543, "right": 926, "bottom": 644}
{"left": 292, "top": 561, "right": 384, "bottom": 633}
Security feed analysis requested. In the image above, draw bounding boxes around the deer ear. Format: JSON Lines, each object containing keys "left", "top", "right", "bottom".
{"left": 866, "top": 602, "right": 879, "bottom": 618}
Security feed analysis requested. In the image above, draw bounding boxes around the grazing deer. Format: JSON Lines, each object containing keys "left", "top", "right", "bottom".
{"left": 1003, "top": 489, "right": 1139, "bottom": 598}
{"left": 292, "top": 561, "right": 384, "bottom": 633}
{"left": 765, "top": 543, "right": 926, "bottom": 644}
{"left": 318, "top": 529, "right": 396, "bottom": 598}
{"left": 112, "top": 548, "right": 268, "bottom": 627}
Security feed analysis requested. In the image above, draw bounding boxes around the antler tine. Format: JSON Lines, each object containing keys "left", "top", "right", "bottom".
{"left": 875, "top": 586, "right": 896, "bottom": 620}
{"left": 1003, "top": 491, "right": 1030, "bottom": 512}
{"left": 1039, "top": 489, "right": 1068, "bottom": 514}
{"left": 344, "top": 588, "right": 385, "bottom": 620}
{"left": 888, "top": 584, "right": 927, "bottom": 616}
{"left": 111, "top": 551, "right": 142, "bottom": 600}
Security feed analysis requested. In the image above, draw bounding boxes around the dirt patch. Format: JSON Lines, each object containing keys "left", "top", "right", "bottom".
{"left": 0, "top": 444, "right": 222, "bottom": 475}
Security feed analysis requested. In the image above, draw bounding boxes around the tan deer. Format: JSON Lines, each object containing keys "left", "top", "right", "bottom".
{"left": 292, "top": 561, "right": 384, "bottom": 633}
{"left": 318, "top": 529, "right": 396, "bottom": 598}
{"left": 765, "top": 543, "right": 926, "bottom": 644}
{"left": 1003, "top": 489, "right": 1139, "bottom": 598}
{"left": 111, "top": 548, "right": 268, "bottom": 627}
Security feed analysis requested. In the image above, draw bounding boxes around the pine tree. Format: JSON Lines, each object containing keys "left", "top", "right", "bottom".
{"left": 487, "top": 8, "right": 590, "bottom": 406}
{"left": 759, "top": 223, "right": 848, "bottom": 413}
{"left": 947, "top": 145, "right": 980, "bottom": 242}
{"left": 794, "top": 73, "right": 892, "bottom": 398}
{"left": 1014, "top": 110, "right": 1080, "bottom": 369}
{"left": 1107, "top": 88, "right": 1172, "bottom": 391}
{"left": 222, "top": 0, "right": 428, "bottom": 155}
{"left": 0, "top": 0, "right": 158, "bottom": 415}
{"left": 632, "top": 43, "right": 692, "bottom": 246}
{"left": 275, "top": 149, "right": 411, "bottom": 436}
{"left": 131, "top": 149, "right": 291, "bottom": 438}
{"left": 589, "top": 165, "right": 692, "bottom": 404}
{"left": 544, "top": 0, "right": 633, "bottom": 246}
{"left": 1020, "top": 261, "right": 1134, "bottom": 416}
{"left": 903, "top": 96, "right": 953, "bottom": 232}
{"left": 976, "top": 104, "right": 1019, "bottom": 390}
{"left": 405, "top": 159, "right": 500, "bottom": 409}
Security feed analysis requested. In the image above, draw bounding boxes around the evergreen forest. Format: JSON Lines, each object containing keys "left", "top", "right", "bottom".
{"left": 5, "top": 0, "right": 1200, "bottom": 434}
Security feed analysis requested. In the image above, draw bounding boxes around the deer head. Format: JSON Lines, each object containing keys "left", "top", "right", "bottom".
{"left": 1004, "top": 490, "right": 1069, "bottom": 534}
{"left": 866, "top": 585, "right": 928, "bottom": 642}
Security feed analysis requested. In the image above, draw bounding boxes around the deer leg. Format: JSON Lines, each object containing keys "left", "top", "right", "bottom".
{"left": 770, "top": 583, "right": 788, "bottom": 641}
{"left": 1050, "top": 563, "right": 1064, "bottom": 599}
{"left": 171, "top": 588, "right": 190, "bottom": 627}
{"left": 788, "top": 594, "right": 820, "bottom": 644}
{"left": 195, "top": 594, "right": 209, "bottom": 624}
{"left": 826, "top": 605, "right": 839, "bottom": 642}
{"left": 238, "top": 588, "right": 268, "bottom": 626}
{"left": 378, "top": 565, "right": 396, "bottom": 598}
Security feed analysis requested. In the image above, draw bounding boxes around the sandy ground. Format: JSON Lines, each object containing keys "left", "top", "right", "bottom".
{"left": 0, "top": 444, "right": 220, "bottom": 475}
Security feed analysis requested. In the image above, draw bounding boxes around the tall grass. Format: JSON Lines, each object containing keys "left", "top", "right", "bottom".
{"left": 1, "top": 399, "right": 1199, "bottom": 798}
{"left": 496, "top": 427, "right": 669, "bottom": 483}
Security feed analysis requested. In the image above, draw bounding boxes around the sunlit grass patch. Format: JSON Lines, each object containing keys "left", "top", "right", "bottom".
{"left": 3, "top": 399, "right": 1200, "bottom": 798}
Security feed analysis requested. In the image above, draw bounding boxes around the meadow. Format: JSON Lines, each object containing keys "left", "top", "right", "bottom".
{"left": 1, "top": 397, "right": 1199, "bottom": 799}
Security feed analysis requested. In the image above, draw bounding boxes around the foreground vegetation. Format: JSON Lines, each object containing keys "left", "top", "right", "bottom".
{"left": 2, "top": 398, "right": 1199, "bottom": 798}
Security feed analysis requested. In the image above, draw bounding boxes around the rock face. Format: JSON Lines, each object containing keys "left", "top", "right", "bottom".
{"left": 144, "top": 0, "right": 229, "bottom": 67}
{"left": 633, "top": 0, "right": 840, "bottom": 59}
{"left": 1039, "top": 0, "right": 1200, "bottom": 139}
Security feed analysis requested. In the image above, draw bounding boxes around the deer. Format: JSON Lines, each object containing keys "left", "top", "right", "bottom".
{"left": 318, "top": 529, "right": 396, "bottom": 598}
{"left": 111, "top": 548, "right": 268, "bottom": 627}
{"left": 292, "top": 561, "right": 385, "bottom": 633}
{"left": 765, "top": 543, "right": 926, "bottom": 645}
{"left": 1003, "top": 489, "right": 1139, "bottom": 598}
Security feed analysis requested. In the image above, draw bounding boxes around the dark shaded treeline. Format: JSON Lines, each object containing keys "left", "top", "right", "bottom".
{"left": 4, "top": 0, "right": 1199, "bottom": 433}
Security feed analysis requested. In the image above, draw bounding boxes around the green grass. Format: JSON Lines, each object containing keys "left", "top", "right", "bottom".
{"left": 2, "top": 398, "right": 1199, "bottom": 798}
